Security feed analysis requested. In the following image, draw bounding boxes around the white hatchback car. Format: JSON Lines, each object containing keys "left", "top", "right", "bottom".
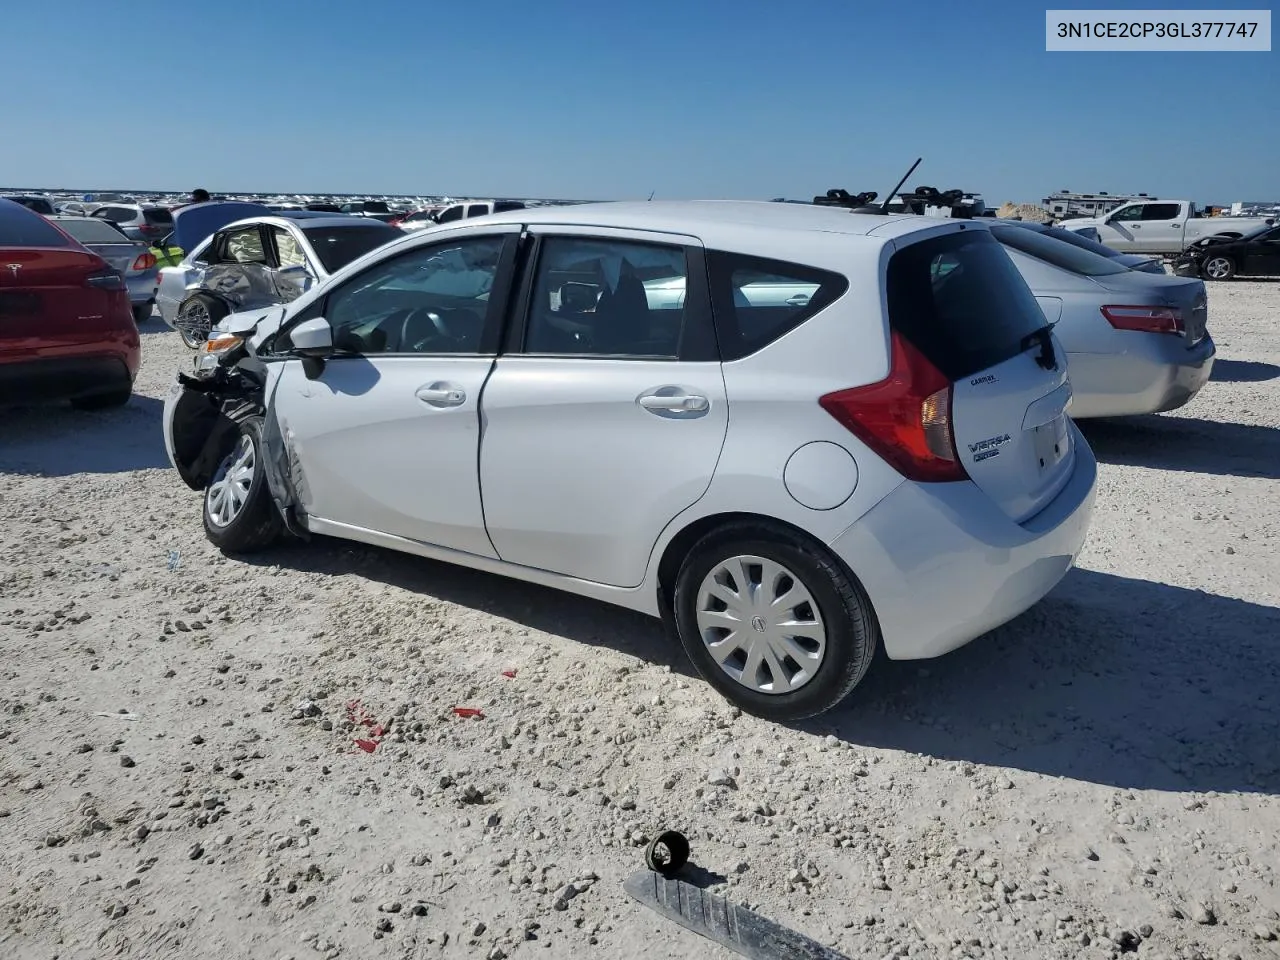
{"left": 162, "top": 202, "right": 1097, "bottom": 720}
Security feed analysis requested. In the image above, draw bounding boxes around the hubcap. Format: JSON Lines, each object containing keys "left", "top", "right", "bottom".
{"left": 695, "top": 555, "right": 827, "bottom": 695}
{"left": 1205, "top": 257, "right": 1231, "bottom": 279}
{"left": 205, "top": 435, "right": 255, "bottom": 528}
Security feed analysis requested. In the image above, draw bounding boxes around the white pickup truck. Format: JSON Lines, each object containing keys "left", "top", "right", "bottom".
{"left": 1058, "top": 200, "right": 1273, "bottom": 255}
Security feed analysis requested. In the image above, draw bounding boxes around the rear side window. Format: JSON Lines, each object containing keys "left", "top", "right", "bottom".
{"left": 887, "top": 229, "right": 1045, "bottom": 381}
{"left": 991, "top": 224, "right": 1127, "bottom": 276}
{"left": 466, "top": 204, "right": 490, "bottom": 218}
{"left": 0, "top": 203, "right": 73, "bottom": 247}
{"left": 706, "top": 251, "right": 847, "bottom": 360}
{"left": 493, "top": 200, "right": 525, "bottom": 213}
{"left": 1142, "top": 203, "right": 1181, "bottom": 221}
{"left": 301, "top": 225, "right": 398, "bottom": 273}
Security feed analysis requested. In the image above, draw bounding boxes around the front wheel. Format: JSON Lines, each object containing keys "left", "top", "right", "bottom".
{"left": 673, "top": 524, "right": 879, "bottom": 722}
{"left": 203, "top": 416, "right": 282, "bottom": 553}
{"left": 1202, "top": 255, "right": 1236, "bottom": 280}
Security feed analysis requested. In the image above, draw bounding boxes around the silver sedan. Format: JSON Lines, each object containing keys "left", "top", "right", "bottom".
{"left": 991, "top": 223, "right": 1214, "bottom": 419}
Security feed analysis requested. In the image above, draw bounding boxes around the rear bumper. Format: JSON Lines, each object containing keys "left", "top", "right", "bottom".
{"left": 829, "top": 423, "right": 1097, "bottom": 660}
{"left": 126, "top": 272, "right": 159, "bottom": 306}
{"left": 1066, "top": 334, "right": 1215, "bottom": 418}
{"left": 0, "top": 355, "right": 135, "bottom": 403}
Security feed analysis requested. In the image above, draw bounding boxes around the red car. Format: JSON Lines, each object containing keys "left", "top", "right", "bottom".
{"left": 0, "top": 198, "right": 141, "bottom": 409}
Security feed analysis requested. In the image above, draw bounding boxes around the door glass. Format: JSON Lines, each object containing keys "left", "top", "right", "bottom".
{"left": 1109, "top": 205, "right": 1143, "bottom": 222}
{"left": 435, "top": 205, "right": 463, "bottom": 223}
{"left": 466, "top": 204, "right": 490, "bottom": 218}
{"left": 525, "top": 237, "right": 687, "bottom": 357}
{"left": 271, "top": 227, "right": 307, "bottom": 268}
{"left": 324, "top": 236, "right": 504, "bottom": 355}
{"left": 1142, "top": 203, "right": 1181, "bottom": 221}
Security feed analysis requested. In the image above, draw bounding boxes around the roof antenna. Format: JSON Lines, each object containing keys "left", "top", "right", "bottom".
{"left": 647, "top": 190, "right": 656, "bottom": 201}
{"left": 880, "top": 157, "right": 923, "bottom": 214}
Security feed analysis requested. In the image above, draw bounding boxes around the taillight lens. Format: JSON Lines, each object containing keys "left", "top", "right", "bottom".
{"left": 131, "top": 252, "right": 157, "bottom": 271}
{"left": 86, "top": 269, "right": 126, "bottom": 291}
{"left": 819, "top": 331, "right": 965, "bottom": 483}
{"left": 1101, "top": 304, "right": 1184, "bottom": 335}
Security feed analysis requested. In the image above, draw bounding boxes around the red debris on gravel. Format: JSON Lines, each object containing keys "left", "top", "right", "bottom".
{"left": 346, "top": 699, "right": 387, "bottom": 751}
{"left": 501, "top": 670, "right": 517, "bottom": 679}
{"left": 451, "top": 707, "right": 485, "bottom": 720}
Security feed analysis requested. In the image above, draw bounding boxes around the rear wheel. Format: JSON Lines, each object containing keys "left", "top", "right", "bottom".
{"left": 1202, "top": 255, "right": 1236, "bottom": 280}
{"left": 202, "top": 416, "right": 282, "bottom": 553}
{"left": 673, "top": 523, "right": 879, "bottom": 721}
{"left": 176, "top": 293, "right": 227, "bottom": 349}
{"left": 132, "top": 303, "right": 152, "bottom": 325}
{"left": 71, "top": 385, "right": 132, "bottom": 410}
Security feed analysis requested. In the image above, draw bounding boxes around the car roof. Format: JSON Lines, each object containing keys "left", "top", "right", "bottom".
{"left": 219, "top": 214, "right": 395, "bottom": 232}
{"left": 275, "top": 210, "right": 364, "bottom": 221}
{"left": 476, "top": 200, "right": 937, "bottom": 241}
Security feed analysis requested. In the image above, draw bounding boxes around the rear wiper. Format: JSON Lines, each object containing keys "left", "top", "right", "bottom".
{"left": 1021, "top": 324, "right": 1058, "bottom": 371}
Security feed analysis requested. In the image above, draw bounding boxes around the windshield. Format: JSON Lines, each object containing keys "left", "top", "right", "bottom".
{"left": 56, "top": 218, "right": 132, "bottom": 243}
{"left": 0, "top": 203, "right": 73, "bottom": 247}
{"left": 990, "top": 224, "right": 1128, "bottom": 276}
{"left": 1240, "top": 222, "right": 1280, "bottom": 241}
{"left": 302, "top": 224, "right": 398, "bottom": 273}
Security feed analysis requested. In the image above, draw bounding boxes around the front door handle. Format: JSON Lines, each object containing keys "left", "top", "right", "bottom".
{"left": 638, "top": 393, "right": 709, "bottom": 414}
{"left": 416, "top": 383, "right": 466, "bottom": 407}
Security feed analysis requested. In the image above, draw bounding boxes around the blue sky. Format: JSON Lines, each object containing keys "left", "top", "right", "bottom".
{"left": 2, "top": 0, "right": 1274, "bottom": 202}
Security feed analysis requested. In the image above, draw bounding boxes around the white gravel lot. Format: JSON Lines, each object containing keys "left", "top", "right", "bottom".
{"left": 2, "top": 282, "right": 1278, "bottom": 960}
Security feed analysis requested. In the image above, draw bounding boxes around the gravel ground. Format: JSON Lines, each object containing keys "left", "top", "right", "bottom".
{"left": 2, "top": 283, "right": 1278, "bottom": 960}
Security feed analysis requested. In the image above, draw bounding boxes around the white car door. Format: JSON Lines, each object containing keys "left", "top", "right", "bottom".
{"left": 479, "top": 227, "right": 728, "bottom": 588}
{"left": 1130, "top": 201, "right": 1185, "bottom": 253}
{"left": 1096, "top": 203, "right": 1144, "bottom": 251}
{"left": 269, "top": 228, "right": 519, "bottom": 557}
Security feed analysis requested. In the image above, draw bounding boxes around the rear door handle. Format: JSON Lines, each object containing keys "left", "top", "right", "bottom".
{"left": 415, "top": 383, "right": 466, "bottom": 407}
{"left": 638, "top": 393, "right": 709, "bottom": 414}
{"left": 784, "top": 294, "right": 811, "bottom": 306}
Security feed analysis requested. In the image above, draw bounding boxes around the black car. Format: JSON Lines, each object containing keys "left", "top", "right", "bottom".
{"left": 1174, "top": 222, "right": 1280, "bottom": 280}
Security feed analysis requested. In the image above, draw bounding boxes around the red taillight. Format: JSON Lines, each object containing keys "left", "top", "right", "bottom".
{"left": 131, "top": 252, "right": 157, "bottom": 271}
{"left": 819, "top": 331, "right": 965, "bottom": 483}
{"left": 1101, "top": 304, "right": 1184, "bottom": 335}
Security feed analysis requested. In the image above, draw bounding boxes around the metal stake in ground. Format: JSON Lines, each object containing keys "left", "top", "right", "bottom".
{"left": 623, "top": 870, "right": 851, "bottom": 960}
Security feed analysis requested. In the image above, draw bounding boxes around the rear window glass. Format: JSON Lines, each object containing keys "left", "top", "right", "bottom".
{"left": 0, "top": 203, "right": 73, "bottom": 247}
{"left": 1040, "top": 225, "right": 1120, "bottom": 259}
{"left": 887, "top": 229, "right": 1045, "bottom": 381}
{"left": 56, "top": 218, "right": 131, "bottom": 243}
{"left": 706, "top": 251, "right": 848, "bottom": 360}
{"left": 991, "top": 224, "right": 1127, "bottom": 276}
{"left": 144, "top": 207, "right": 173, "bottom": 225}
{"left": 7, "top": 196, "right": 56, "bottom": 215}
{"left": 302, "top": 224, "right": 398, "bottom": 273}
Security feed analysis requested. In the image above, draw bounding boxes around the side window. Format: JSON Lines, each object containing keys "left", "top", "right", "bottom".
{"left": 1142, "top": 203, "right": 1181, "bottom": 221}
{"left": 1109, "top": 205, "right": 1143, "bottom": 222}
{"left": 192, "top": 237, "right": 215, "bottom": 265}
{"left": 466, "top": 204, "right": 490, "bottom": 218}
{"left": 271, "top": 227, "right": 307, "bottom": 268}
{"left": 706, "top": 251, "right": 847, "bottom": 360}
{"left": 323, "top": 236, "right": 504, "bottom": 355}
{"left": 435, "top": 205, "right": 463, "bottom": 223}
{"left": 524, "top": 237, "right": 687, "bottom": 358}
{"left": 221, "top": 226, "right": 267, "bottom": 264}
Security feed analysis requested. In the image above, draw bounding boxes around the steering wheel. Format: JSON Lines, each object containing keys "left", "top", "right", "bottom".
{"left": 396, "top": 306, "right": 453, "bottom": 351}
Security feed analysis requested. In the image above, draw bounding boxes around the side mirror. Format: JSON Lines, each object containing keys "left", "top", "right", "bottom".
{"left": 290, "top": 316, "right": 332, "bottom": 357}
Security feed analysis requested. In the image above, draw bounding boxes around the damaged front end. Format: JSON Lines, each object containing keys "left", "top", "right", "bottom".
{"left": 161, "top": 319, "right": 308, "bottom": 539}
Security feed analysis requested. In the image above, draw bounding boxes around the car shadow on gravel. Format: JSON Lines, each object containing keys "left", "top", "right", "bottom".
{"left": 819, "top": 567, "right": 1280, "bottom": 795}
{"left": 1079, "top": 415, "right": 1280, "bottom": 480}
{"left": 240, "top": 538, "right": 697, "bottom": 675}
{"left": 1209, "top": 359, "right": 1280, "bottom": 383}
{"left": 0, "top": 395, "right": 169, "bottom": 475}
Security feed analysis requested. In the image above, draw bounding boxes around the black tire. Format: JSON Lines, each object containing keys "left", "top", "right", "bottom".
{"left": 202, "top": 416, "right": 282, "bottom": 553}
{"left": 176, "top": 293, "right": 228, "bottom": 349}
{"left": 1201, "top": 255, "right": 1236, "bottom": 281}
{"left": 71, "top": 385, "right": 132, "bottom": 410}
{"left": 672, "top": 522, "right": 879, "bottom": 722}
{"left": 132, "top": 303, "right": 152, "bottom": 325}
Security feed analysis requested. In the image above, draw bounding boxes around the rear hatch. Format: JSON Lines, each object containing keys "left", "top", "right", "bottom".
{"left": 1089, "top": 271, "right": 1209, "bottom": 346}
{"left": 887, "top": 226, "right": 1076, "bottom": 524}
